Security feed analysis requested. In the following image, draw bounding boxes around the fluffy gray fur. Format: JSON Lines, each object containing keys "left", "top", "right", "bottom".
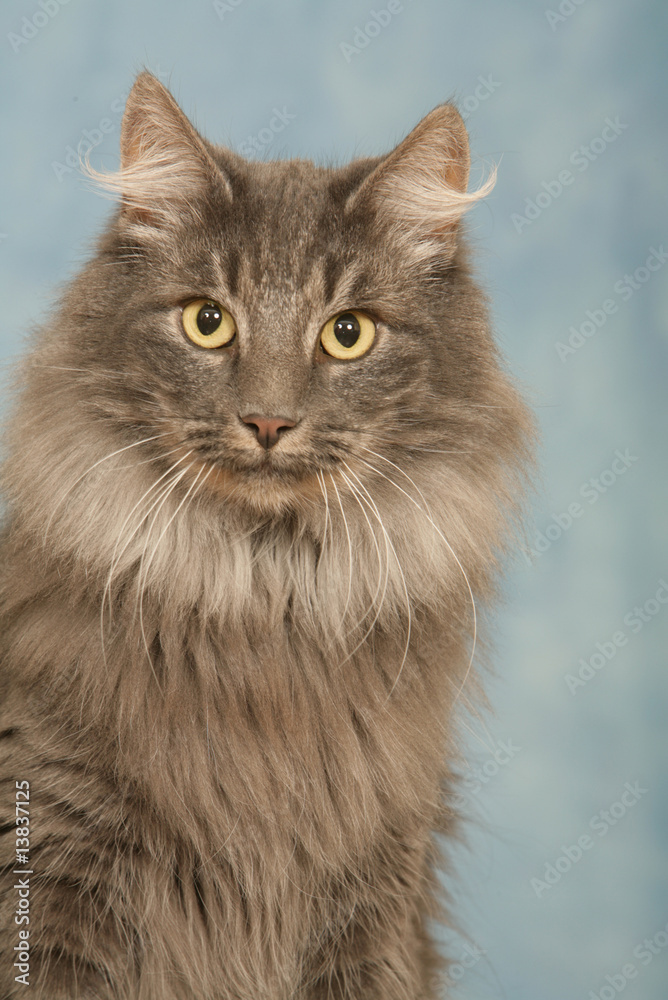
{"left": 0, "top": 73, "right": 532, "bottom": 999}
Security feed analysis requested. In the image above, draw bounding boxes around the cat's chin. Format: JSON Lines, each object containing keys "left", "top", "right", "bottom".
{"left": 188, "top": 457, "right": 324, "bottom": 516}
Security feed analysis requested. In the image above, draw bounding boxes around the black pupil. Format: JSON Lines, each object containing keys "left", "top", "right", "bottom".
{"left": 333, "top": 312, "right": 360, "bottom": 348}
{"left": 197, "top": 303, "right": 223, "bottom": 336}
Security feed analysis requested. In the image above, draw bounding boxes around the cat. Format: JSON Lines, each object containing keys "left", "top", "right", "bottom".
{"left": 0, "top": 72, "right": 532, "bottom": 999}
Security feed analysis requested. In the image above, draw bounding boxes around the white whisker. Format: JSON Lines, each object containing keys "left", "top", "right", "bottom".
{"left": 113, "top": 445, "right": 183, "bottom": 472}
{"left": 336, "top": 466, "right": 388, "bottom": 659}
{"left": 136, "top": 463, "right": 210, "bottom": 680}
{"left": 340, "top": 464, "right": 411, "bottom": 702}
{"left": 315, "top": 470, "right": 330, "bottom": 556}
{"left": 360, "top": 447, "right": 432, "bottom": 513}
{"left": 357, "top": 452, "right": 477, "bottom": 707}
{"left": 100, "top": 450, "right": 195, "bottom": 661}
{"left": 369, "top": 437, "right": 474, "bottom": 456}
{"left": 327, "top": 473, "right": 353, "bottom": 639}
{"left": 135, "top": 462, "right": 199, "bottom": 684}
{"left": 42, "top": 432, "right": 171, "bottom": 546}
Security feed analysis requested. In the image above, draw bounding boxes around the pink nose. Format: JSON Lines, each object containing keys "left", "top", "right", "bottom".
{"left": 241, "top": 414, "right": 297, "bottom": 450}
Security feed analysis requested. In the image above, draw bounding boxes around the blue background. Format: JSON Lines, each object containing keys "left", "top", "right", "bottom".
{"left": 1, "top": 1, "right": 666, "bottom": 997}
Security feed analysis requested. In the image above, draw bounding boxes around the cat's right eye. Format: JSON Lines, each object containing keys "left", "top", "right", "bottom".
{"left": 181, "top": 299, "right": 237, "bottom": 349}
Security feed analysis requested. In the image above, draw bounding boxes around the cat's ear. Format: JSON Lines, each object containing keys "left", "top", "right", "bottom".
{"left": 86, "top": 72, "right": 230, "bottom": 226}
{"left": 347, "top": 105, "right": 495, "bottom": 263}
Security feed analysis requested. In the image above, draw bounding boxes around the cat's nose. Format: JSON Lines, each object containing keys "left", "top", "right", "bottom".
{"left": 240, "top": 414, "right": 298, "bottom": 450}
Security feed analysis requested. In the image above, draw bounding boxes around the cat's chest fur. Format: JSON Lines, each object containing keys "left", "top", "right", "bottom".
{"left": 95, "top": 576, "right": 452, "bottom": 858}
{"left": 17, "top": 564, "right": 454, "bottom": 996}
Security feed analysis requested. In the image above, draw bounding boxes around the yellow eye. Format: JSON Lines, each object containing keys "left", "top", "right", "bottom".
{"left": 319, "top": 310, "right": 376, "bottom": 360}
{"left": 182, "top": 299, "right": 236, "bottom": 348}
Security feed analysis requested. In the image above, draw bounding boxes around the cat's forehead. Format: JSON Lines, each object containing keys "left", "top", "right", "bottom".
{"left": 202, "top": 153, "right": 374, "bottom": 304}
{"left": 215, "top": 150, "right": 377, "bottom": 231}
{"left": 241, "top": 156, "right": 335, "bottom": 202}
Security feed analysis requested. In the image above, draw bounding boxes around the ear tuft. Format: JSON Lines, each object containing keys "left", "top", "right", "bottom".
{"left": 82, "top": 72, "right": 229, "bottom": 226}
{"left": 347, "top": 105, "right": 496, "bottom": 263}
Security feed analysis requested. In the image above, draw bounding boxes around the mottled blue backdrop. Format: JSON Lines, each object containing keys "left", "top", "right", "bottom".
{"left": 1, "top": 1, "right": 666, "bottom": 997}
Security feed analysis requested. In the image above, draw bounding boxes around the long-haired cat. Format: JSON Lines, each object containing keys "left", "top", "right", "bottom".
{"left": 0, "top": 73, "right": 532, "bottom": 999}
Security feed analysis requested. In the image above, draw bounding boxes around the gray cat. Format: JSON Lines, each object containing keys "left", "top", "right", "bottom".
{"left": 0, "top": 73, "right": 532, "bottom": 999}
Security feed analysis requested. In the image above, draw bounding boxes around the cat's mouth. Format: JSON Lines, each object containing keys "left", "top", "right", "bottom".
{"left": 184, "top": 452, "right": 326, "bottom": 514}
{"left": 158, "top": 428, "right": 337, "bottom": 515}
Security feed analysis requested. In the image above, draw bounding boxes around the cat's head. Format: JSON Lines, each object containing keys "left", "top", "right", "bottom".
{"left": 74, "top": 74, "right": 507, "bottom": 514}
{"left": 4, "top": 74, "right": 531, "bottom": 626}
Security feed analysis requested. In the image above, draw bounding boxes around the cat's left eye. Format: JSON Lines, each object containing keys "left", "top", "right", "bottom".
{"left": 319, "top": 310, "right": 376, "bottom": 360}
{"left": 182, "top": 299, "right": 236, "bottom": 349}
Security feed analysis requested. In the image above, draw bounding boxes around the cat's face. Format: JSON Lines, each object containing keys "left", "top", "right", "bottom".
{"left": 57, "top": 73, "right": 507, "bottom": 519}
{"left": 79, "top": 165, "right": 474, "bottom": 515}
